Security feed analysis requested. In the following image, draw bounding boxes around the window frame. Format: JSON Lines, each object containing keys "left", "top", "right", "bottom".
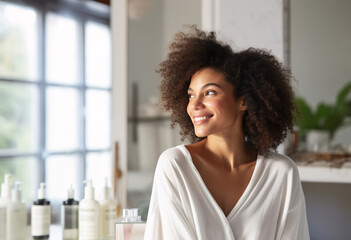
{"left": 0, "top": 0, "right": 111, "bottom": 202}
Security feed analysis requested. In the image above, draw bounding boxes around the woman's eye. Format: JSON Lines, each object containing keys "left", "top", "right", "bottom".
{"left": 205, "top": 90, "right": 216, "bottom": 96}
{"left": 188, "top": 93, "right": 194, "bottom": 99}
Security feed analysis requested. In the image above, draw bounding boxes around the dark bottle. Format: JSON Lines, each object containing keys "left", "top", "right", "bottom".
{"left": 31, "top": 183, "right": 51, "bottom": 239}
{"left": 62, "top": 185, "right": 79, "bottom": 240}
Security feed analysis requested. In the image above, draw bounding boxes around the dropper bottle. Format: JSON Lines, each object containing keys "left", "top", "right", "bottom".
{"left": 62, "top": 185, "right": 79, "bottom": 240}
{"left": 31, "top": 182, "right": 51, "bottom": 239}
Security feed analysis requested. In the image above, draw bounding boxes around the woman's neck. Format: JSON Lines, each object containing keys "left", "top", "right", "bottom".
{"left": 204, "top": 135, "right": 256, "bottom": 171}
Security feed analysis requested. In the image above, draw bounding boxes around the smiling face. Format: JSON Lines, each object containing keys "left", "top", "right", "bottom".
{"left": 187, "top": 68, "right": 246, "bottom": 138}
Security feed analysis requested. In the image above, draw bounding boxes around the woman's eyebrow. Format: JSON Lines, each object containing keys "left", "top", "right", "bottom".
{"left": 188, "top": 83, "right": 223, "bottom": 92}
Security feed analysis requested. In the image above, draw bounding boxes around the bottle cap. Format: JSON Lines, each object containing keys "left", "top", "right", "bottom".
{"left": 38, "top": 182, "right": 46, "bottom": 199}
{"left": 84, "top": 180, "right": 94, "bottom": 200}
{"left": 1, "top": 173, "right": 13, "bottom": 199}
{"left": 67, "top": 184, "right": 74, "bottom": 199}
{"left": 12, "top": 182, "right": 22, "bottom": 202}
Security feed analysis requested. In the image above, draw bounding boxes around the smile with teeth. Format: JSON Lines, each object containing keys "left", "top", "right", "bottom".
{"left": 193, "top": 115, "right": 212, "bottom": 124}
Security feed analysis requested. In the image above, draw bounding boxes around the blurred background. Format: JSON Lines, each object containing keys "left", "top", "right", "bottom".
{"left": 0, "top": 0, "right": 350, "bottom": 239}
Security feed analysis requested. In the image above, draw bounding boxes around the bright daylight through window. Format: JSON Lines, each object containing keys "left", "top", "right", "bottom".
{"left": 0, "top": 0, "right": 112, "bottom": 222}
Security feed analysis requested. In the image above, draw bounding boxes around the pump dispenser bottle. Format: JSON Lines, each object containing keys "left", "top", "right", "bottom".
{"left": 31, "top": 182, "right": 51, "bottom": 239}
{"left": 0, "top": 173, "right": 13, "bottom": 240}
{"left": 62, "top": 185, "right": 79, "bottom": 240}
{"left": 8, "top": 182, "right": 27, "bottom": 240}
{"left": 79, "top": 180, "right": 100, "bottom": 240}
{"left": 100, "top": 178, "right": 117, "bottom": 239}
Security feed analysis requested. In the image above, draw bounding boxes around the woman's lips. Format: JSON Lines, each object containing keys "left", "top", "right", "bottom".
{"left": 193, "top": 115, "right": 212, "bottom": 125}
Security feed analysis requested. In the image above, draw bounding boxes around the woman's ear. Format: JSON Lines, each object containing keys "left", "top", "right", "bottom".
{"left": 239, "top": 97, "right": 248, "bottom": 111}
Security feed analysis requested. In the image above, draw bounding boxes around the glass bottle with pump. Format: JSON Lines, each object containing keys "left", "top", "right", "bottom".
{"left": 8, "top": 182, "right": 27, "bottom": 240}
{"left": 31, "top": 182, "right": 51, "bottom": 239}
{"left": 62, "top": 185, "right": 79, "bottom": 240}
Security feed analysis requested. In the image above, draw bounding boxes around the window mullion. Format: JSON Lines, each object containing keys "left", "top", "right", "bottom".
{"left": 39, "top": 3, "right": 46, "bottom": 188}
{"left": 81, "top": 16, "right": 87, "bottom": 200}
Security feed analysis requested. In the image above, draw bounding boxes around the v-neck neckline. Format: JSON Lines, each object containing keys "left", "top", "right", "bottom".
{"left": 179, "top": 144, "right": 262, "bottom": 220}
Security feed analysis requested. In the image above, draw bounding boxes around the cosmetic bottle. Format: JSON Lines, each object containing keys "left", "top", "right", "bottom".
{"left": 62, "top": 185, "right": 79, "bottom": 240}
{"left": 8, "top": 182, "right": 27, "bottom": 240}
{"left": 0, "top": 202, "right": 5, "bottom": 240}
{"left": 31, "top": 183, "right": 51, "bottom": 240}
{"left": 0, "top": 174, "right": 13, "bottom": 240}
{"left": 79, "top": 180, "right": 100, "bottom": 240}
{"left": 100, "top": 178, "right": 117, "bottom": 239}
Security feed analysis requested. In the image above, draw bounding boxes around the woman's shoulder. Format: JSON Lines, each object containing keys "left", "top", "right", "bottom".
{"left": 264, "top": 151, "right": 299, "bottom": 173}
{"left": 159, "top": 145, "right": 188, "bottom": 161}
{"left": 156, "top": 145, "right": 190, "bottom": 170}
{"left": 261, "top": 151, "right": 302, "bottom": 185}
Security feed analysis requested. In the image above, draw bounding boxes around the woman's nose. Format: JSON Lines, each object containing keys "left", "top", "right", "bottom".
{"left": 189, "top": 96, "right": 205, "bottom": 110}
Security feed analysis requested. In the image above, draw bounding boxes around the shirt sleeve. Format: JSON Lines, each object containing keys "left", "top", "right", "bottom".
{"left": 143, "top": 150, "right": 197, "bottom": 240}
{"left": 276, "top": 164, "right": 310, "bottom": 240}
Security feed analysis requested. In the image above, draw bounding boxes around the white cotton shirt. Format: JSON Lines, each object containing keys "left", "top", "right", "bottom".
{"left": 144, "top": 145, "right": 310, "bottom": 240}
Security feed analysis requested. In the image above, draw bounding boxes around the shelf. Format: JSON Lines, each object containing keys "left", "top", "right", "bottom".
{"left": 297, "top": 161, "right": 351, "bottom": 184}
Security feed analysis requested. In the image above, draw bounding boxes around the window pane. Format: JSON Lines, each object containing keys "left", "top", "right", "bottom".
{"left": 85, "top": 21, "right": 111, "bottom": 88}
{"left": 86, "top": 90, "right": 111, "bottom": 149}
{"left": 46, "top": 154, "right": 81, "bottom": 201}
{"left": 86, "top": 151, "right": 112, "bottom": 199}
{"left": 0, "top": 2, "right": 38, "bottom": 80}
{"left": 46, "top": 13, "right": 79, "bottom": 85}
{"left": 46, "top": 87, "right": 81, "bottom": 151}
{"left": 0, "top": 156, "right": 39, "bottom": 202}
{"left": 0, "top": 82, "right": 39, "bottom": 152}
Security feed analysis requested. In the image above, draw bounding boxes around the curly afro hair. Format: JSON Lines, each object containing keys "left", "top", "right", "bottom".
{"left": 158, "top": 26, "right": 295, "bottom": 155}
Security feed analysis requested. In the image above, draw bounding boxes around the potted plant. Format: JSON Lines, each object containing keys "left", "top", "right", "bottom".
{"left": 294, "top": 82, "right": 351, "bottom": 150}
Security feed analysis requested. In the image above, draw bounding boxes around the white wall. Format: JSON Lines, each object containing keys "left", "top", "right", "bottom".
{"left": 215, "top": 0, "right": 284, "bottom": 61}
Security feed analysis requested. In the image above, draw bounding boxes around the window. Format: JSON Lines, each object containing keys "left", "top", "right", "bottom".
{"left": 0, "top": 0, "right": 111, "bottom": 220}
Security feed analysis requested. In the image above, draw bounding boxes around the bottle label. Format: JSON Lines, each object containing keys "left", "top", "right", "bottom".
{"left": 101, "top": 207, "right": 117, "bottom": 238}
{"left": 31, "top": 205, "right": 51, "bottom": 236}
{"left": 8, "top": 206, "right": 27, "bottom": 239}
{"left": 0, "top": 206, "right": 6, "bottom": 240}
{"left": 62, "top": 205, "right": 79, "bottom": 229}
{"left": 79, "top": 208, "right": 99, "bottom": 238}
{"left": 62, "top": 229, "right": 79, "bottom": 239}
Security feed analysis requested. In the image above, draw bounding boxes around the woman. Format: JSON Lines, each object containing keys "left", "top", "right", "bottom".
{"left": 144, "top": 26, "right": 310, "bottom": 240}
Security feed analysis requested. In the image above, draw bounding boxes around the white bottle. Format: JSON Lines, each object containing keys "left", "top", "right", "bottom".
{"left": 0, "top": 174, "right": 13, "bottom": 240}
{"left": 8, "top": 182, "right": 27, "bottom": 240}
{"left": 0, "top": 202, "right": 5, "bottom": 240}
{"left": 31, "top": 182, "right": 51, "bottom": 239}
{"left": 61, "top": 185, "right": 79, "bottom": 240}
{"left": 100, "top": 178, "right": 117, "bottom": 239}
{"left": 79, "top": 180, "right": 100, "bottom": 240}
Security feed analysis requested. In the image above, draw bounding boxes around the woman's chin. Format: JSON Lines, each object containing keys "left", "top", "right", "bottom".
{"left": 194, "top": 131, "right": 207, "bottom": 138}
